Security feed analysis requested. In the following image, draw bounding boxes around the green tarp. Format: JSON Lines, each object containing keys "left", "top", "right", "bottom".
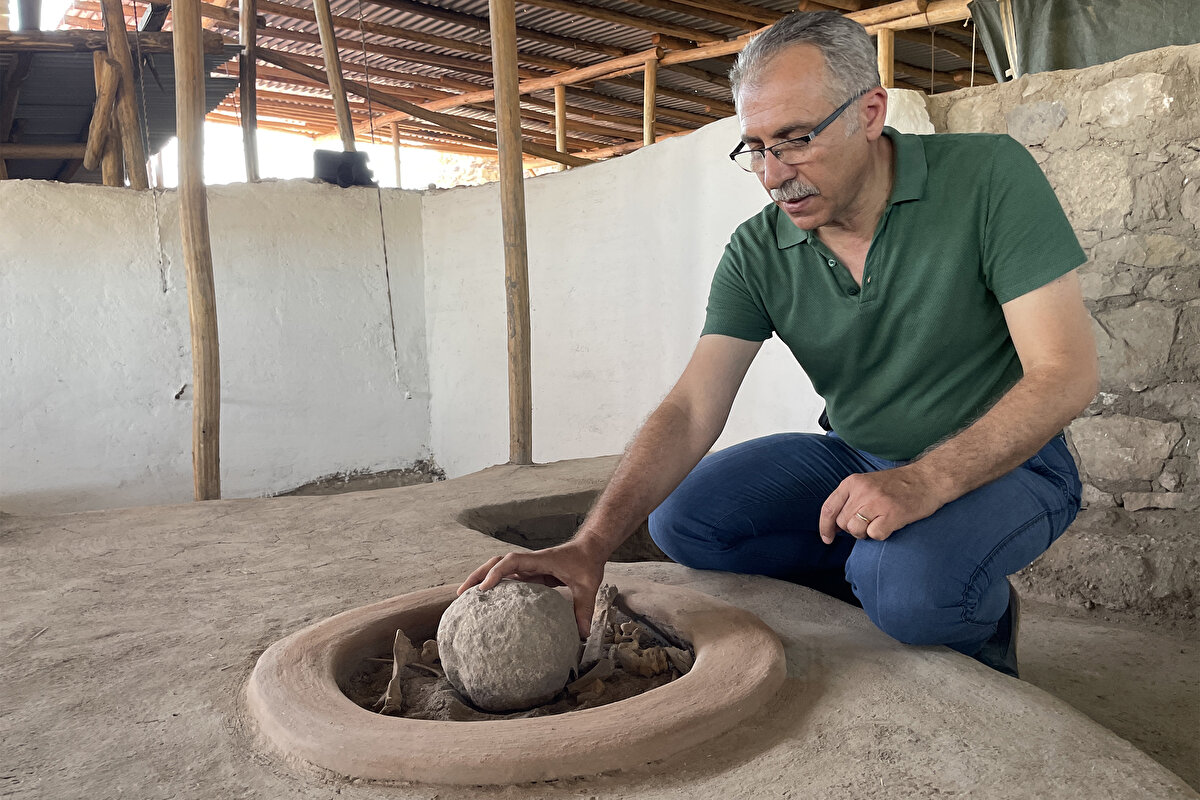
{"left": 968, "top": 0, "right": 1200, "bottom": 81}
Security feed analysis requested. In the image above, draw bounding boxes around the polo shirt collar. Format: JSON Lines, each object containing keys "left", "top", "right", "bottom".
{"left": 773, "top": 126, "right": 928, "bottom": 249}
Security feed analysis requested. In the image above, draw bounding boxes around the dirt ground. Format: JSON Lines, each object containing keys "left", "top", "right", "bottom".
{"left": 2, "top": 457, "right": 1196, "bottom": 799}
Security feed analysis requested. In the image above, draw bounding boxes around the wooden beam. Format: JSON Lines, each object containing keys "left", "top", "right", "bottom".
{"left": 93, "top": 51, "right": 124, "bottom": 186}
{"left": 553, "top": 84, "right": 567, "bottom": 153}
{"left": 894, "top": 28, "right": 989, "bottom": 68}
{"left": 311, "top": 0, "right": 356, "bottom": 151}
{"left": 561, "top": 86, "right": 717, "bottom": 126}
{"left": 83, "top": 56, "right": 121, "bottom": 170}
{"left": 365, "top": 48, "right": 661, "bottom": 127}
{"left": 862, "top": 0, "right": 972, "bottom": 34}
{"left": 255, "top": 49, "right": 591, "bottom": 166}
{"left": 876, "top": 28, "right": 894, "bottom": 89}
{"left": 621, "top": 0, "right": 759, "bottom": 31}
{"left": 100, "top": 0, "right": 149, "bottom": 189}
{"left": 0, "top": 29, "right": 225, "bottom": 54}
{"left": 174, "top": 0, "right": 223, "bottom": 500}
{"left": 367, "top": 0, "right": 628, "bottom": 58}
{"left": 0, "top": 143, "right": 88, "bottom": 158}
{"left": 643, "top": 57, "right": 657, "bottom": 146}
{"left": 847, "top": 0, "right": 928, "bottom": 26}
{"left": 659, "top": 28, "right": 761, "bottom": 65}
{"left": 895, "top": 59, "right": 995, "bottom": 88}
{"left": 519, "top": 0, "right": 723, "bottom": 43}
{"left": 490, "top": 0, "right": 534, "bottom": 464}
{"left": 524, "top": 93, "right": 693, "bottom": 134}
{"left": 239, "top": 0, "right": 259, "bottom": 180}
{"left": 662, "top": 0, "right": 780, "bottom": 25}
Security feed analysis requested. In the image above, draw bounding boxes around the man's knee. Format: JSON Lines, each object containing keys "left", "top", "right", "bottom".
{"left": 846, "top": 546, "right": 980, "bottom": 648}
{"left": 648, "top": 491, "right": 722, "bottom": 570}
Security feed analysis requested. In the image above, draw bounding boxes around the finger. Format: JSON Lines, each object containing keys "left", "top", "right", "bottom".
{"left": 819, "top": 485, "right": 849, "bottom": 544}
{"left": 570, "top": 582, "right": 601, "bottom": 639}
{"left": 479, "top": 553, "right": 530, "bottom": 591}
{"left": 866, "top": 515, "right": 895, "bottom": 541}
{"left": 457, "top": 555, "right": 503, "bottom": 595}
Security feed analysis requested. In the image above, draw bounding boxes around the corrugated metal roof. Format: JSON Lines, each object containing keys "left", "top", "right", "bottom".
{"left": 19, "top": 0, "right": 994, "bottom": 161}
{"left": 3, "top": 47, "right": 239, "bottom": 181}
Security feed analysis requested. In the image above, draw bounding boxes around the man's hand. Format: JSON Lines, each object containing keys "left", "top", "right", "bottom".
{"left": 818, "top": 463, "right": 954, "bottom": 544}
{"left": 457, "top": 537, "right": 607, "bottom": 638}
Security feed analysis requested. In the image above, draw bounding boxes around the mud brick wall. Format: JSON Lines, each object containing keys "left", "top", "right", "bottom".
{"left": 926, "top": 44, "right": 1200, "bottom": 618}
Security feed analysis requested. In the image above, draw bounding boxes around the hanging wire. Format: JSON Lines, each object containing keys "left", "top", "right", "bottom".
{"left": 352, "top": 0, "right": 403, "bottom": 384}
{"left": 969, "top": 20, "right": 977, "bottom": 88}
{"left": 928, "top": 26, "right": 935, "bottom": 95}
{"left": 129, "top": 0, "right": 170, "bottom": 293}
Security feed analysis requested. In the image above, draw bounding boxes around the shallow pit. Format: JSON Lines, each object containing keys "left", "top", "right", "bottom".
{"left": 245, "top": 576, "right": 787, "bottom": 785}
{"left": 458, "top": 491, "right": 671, "bottom": 562}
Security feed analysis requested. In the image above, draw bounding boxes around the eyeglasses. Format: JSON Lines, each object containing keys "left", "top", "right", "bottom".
{"left": 728, "top": 88, "right": 871, "bottom": 173}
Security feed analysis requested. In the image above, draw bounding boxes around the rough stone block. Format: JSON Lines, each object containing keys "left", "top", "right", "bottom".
{"left": 1144, "top": 266, "right": 1200, "bottom": 301}
{"left": 1181, "top": 176, "right": 1200, "bottom": 229}
{"left": 1092, "top": 302, "right": 1178, "bottom": 388}
{"left": 1043, "top": 149, "right": 1133, "bottom": 232}
{"left": 1078, "top": 261, "right": 1137, "bottom": 301}
{"left": 1176, "top": 305, "right": 1200, "bottom": 381}
{"left": 1081, "top": 482, "right": 1116, "bottom": 509}
{"left": 1129, "top": 170, "right": 1176, "bottom": 225}
{"left": 1005, "top": 101, "right": 1068, "bottom": 146}
{"left": 1139, "top": 381, "right": 1200, "bottom": 418}
{"left": 1122, "top": 492, "right": 1200, "bottom": 511}
{"left": 437, "top": 581, "right": 580, "bottom": 712}
{"left": 1069, "top": 414, "right": 1182, "bottom": 483}
{"left": 1090, "top": 233, "right": 1194, "bottom": 268}
{"left": 945, "top": 92, "right": 1004, "bottom": 134}
{"left": 1080, "top": 73, "right": 1171, "bottom": 129}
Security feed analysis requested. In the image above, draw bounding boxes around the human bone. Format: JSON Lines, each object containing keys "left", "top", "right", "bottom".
{"left": 437, "top": 581, "right": 580, "bottom": 712}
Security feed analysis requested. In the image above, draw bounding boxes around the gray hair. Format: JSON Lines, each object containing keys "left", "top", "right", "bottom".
{"left": 730, "top": 11, "right": 879, "bottom": 108}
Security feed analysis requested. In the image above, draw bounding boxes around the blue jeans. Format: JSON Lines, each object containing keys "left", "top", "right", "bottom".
{"left": 648, "top": 432, "right": 1082, "bottom": 656}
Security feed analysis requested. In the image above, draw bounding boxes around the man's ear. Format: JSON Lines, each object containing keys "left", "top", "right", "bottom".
{"left": 861, "top": 86, "right": 890, "bottom": 140}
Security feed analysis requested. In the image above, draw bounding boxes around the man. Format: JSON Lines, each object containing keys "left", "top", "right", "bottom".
{"left": 460, "top": 12, "right": 1097, "bottom": 677}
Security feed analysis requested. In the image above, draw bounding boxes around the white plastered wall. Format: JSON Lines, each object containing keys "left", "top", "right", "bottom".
{"left": 1, "top": 180, "right": 430, "bottom": 514}
{"left": 1, "top": 89, "right": 931, "bottom": 512}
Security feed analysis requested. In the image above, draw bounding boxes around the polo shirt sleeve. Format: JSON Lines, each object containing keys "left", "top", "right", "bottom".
{"left": 701, "top": 233, "right": 774, "bottom": 342}
{"left": 982, "top": 135, "right": 1087, "bottom": 304}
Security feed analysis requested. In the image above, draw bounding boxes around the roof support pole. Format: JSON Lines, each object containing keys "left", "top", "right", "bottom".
{"left": 392, "top": 121, "right": 402, "bottom": 185}
{"left": 877, "top": 28, "right": 894, "bottom": 88}
{"left": 239, "top": 0, "right": 260, "bottom": 180}
{"left": 553, "top": 84, "right": 567, "bottom": 153}
{"left": 173, "top": 0, "right": 222, "bottom": 500}
{"left": 92, "top": 51, "right": 125, "bottom": 186}
{"left": 642, "top": 56, "right": 657, "bottom": 146}
{"left": 312, "top": 0, "right": 356, "bottom": 151}
{"left": 99, "top": 0, "right": 149, "bottom": 189}
{"left": 489, "top": 0, "right": 533, "bottom": 465}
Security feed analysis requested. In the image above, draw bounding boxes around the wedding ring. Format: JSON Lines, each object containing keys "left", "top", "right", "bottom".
{"left": 854, "top": 512, "right": 873, "bottom": 524}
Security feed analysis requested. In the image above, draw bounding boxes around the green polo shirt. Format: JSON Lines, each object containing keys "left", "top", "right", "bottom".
{"left": 703, "top": 128, "right": 1086, "bottom": 460}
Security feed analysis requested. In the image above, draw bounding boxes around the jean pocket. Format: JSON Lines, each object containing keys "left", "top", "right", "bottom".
{"left": 1025, "top": 450, "right": 1082, "bottom": 529}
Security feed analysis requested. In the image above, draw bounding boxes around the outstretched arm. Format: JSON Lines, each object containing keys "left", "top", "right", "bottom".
{"left": 819, "top": 270, "right": 1098, "bottom": 543}
{"left": 459, "top": 334, "right": 763, "bottom": 635}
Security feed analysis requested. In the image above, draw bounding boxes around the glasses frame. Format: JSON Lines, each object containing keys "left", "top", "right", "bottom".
{"left": 728, "top": 87, "right": 872, "bottom": 173}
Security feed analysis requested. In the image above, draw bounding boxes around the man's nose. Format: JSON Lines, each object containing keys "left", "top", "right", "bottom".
{"left": 760, "top": 151, "right": 799, "bottom": 189}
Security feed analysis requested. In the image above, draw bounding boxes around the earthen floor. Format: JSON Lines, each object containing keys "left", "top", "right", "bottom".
{"left": 2, "top": 457, "right": 1196, "bottom": 799}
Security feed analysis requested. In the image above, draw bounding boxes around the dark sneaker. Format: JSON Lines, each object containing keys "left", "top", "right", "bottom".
{"left": 974, "top": 579, "right": 1021, "bottom": 678}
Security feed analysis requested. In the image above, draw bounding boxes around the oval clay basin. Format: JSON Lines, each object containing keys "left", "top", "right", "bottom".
{"left": 245, "top": 576, "right": 787, "bottom": 785}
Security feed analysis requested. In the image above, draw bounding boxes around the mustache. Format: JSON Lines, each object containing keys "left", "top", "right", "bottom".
{"left": 770, "top": 179, "right": 819, "bottom": 202}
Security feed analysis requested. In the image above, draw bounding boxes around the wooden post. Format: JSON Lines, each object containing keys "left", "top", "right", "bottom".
{"left": 488, "top": 0, "right": 533, "bottom": 465}
{"left": 390, "top": 121, "right": 402, "bottom": 186}
{"left": 877, "top": 28, "right": 894, "bottom": 88}
{"left": 92, "top": 50, "right": 124, "bottom": 186}
{"left": 239, "top": 0, "right": 260, "bottom": 180}
{"left": 99, "top": 0, "right": 150, "bottom": 189}
{"left": 642, "top": 56, "right": 657, "bottom": 146}
{"left": 312, "top": 0, "right": 356, "bottom": 151}
{"left": 173, "top": 0, "right": 222, "bottom": 500}
{"left": 83, "top": 57, "right": 120, "bottom": 171}
{"left": 553, "top": 84, "right": 567, "bottom": 153}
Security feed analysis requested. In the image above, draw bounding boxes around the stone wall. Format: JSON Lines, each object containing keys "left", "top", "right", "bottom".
{"left": 927, "top": 44, "right": 1200, "bottom": 618}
